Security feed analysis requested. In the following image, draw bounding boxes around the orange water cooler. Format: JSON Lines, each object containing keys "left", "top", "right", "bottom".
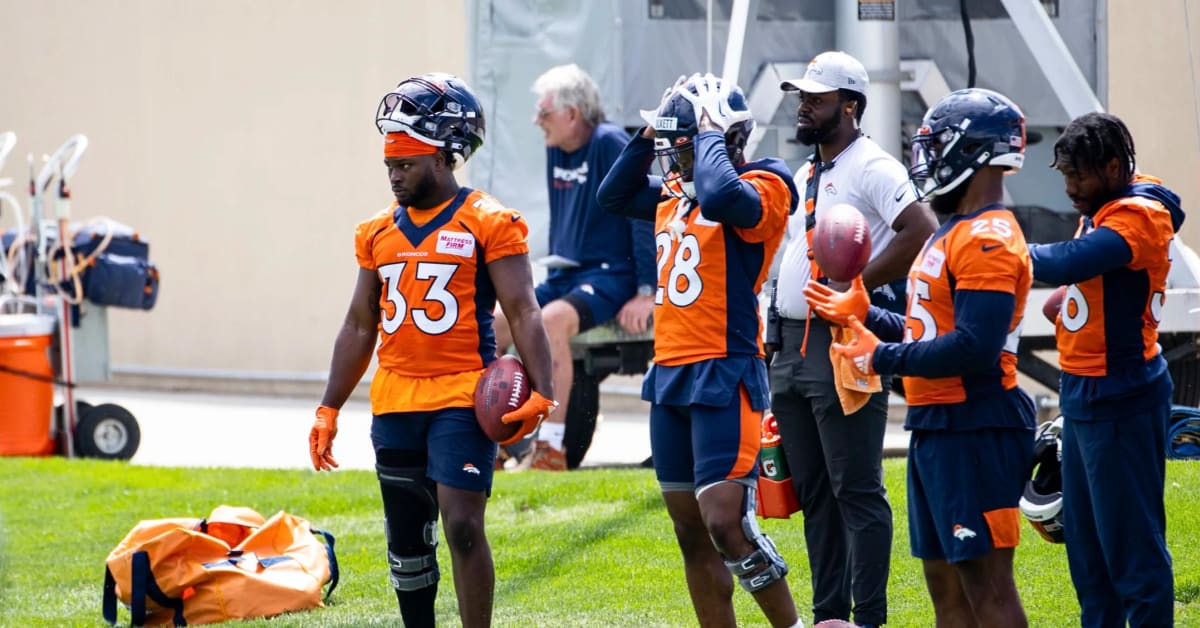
{"left": 756, "top": 412, "right": 801, "bottom": 519}
{"left": 0, "top": 314, "right": 57, "bottom": 456}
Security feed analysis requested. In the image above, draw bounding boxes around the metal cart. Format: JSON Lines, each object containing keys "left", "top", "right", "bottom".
{"left": 0, "top": 132, "right": 141, "bottom": 460}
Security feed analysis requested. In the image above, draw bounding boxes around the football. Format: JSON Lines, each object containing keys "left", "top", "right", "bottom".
{"left": 812, "top": 203, "right": 872, "bottom": 282}
{"left": 813, "top": 621, "right": 858, "bottom": 628}
{"left": 474, "top": 355, "right": 531, "bottom": 443}
{"left": 1043, "top": 285, "right": 1067, "bottom": 323}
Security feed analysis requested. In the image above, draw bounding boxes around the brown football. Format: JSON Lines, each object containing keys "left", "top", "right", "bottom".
{"left": 813, "top": 203, "right": 872, "bottom": 282}
{"left": 1043, "top": 285, "right": 1067, "bottom": 323}
{"left": 474, "top": 355, "right": 531, "bottom": 443}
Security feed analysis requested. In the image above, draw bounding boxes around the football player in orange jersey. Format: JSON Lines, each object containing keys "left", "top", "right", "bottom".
{"left": 309, "top": 74, "right": 556, "bottom": 628}
{"left": 1029, "top": 112, "right": 1183, "bottom": 627}
{"left": 598, "top": 73, "right": 800, "bottom": 627}
{"left": 808, "top": 88, "right": 1037, "bottom": 627}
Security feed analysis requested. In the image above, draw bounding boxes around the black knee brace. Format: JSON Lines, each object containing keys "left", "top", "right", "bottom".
{"left": 377, "top": 454, "right": 440, "bottom": 592}
{"left": 723, "top": 485, "right": 789, "bottom": 593}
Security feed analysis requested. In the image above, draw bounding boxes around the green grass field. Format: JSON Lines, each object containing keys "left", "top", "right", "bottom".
{"left": 1, "top": 457, "right": 1197, "bottom": 627}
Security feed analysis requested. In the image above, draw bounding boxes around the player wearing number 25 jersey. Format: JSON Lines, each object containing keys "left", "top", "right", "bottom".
{"left": 1028, "top": 112, "right": 1184, "bottom": 627}
{"left": 894, "top": 204, "right": 1031, "bottom": 413}
{"left": 812, "top": 89, "right": 1036, "bottom": 626}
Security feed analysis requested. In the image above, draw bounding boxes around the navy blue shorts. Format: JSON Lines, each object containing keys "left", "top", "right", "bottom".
{"left": 535, "top": 264, "right": 636, "bottom": 331}
{"left": 370, "top": 407, "right": 496, "bottom": 494}
{"left": 907, "top": 428, "right": 1033, "bottom": 563}
{"left": 650, "top": 386, "right": 762, "bottom": 493}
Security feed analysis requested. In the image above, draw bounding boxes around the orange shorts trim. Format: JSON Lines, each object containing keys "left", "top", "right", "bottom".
{"left": 983, "top": 507, "right": 1022, "bottom": 549}
{"left": 728, "top": 386, "right": 762, "bottom": 480}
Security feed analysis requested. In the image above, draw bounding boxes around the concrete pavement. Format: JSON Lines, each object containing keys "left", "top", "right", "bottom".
{"left": 71, "top": 384, "right": 913, "bottom": 470}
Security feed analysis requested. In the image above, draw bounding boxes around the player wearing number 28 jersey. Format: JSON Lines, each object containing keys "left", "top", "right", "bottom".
{"left": 599, "top": 73, "right": 801, "bottom": 627}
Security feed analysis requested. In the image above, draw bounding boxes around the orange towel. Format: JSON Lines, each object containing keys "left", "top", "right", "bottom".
{"left": 831, "top": 326, "right": 882, "bottom": 415}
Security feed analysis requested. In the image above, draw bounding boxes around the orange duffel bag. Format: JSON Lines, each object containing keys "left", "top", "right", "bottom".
{"left": 102, "top": 505, "right": 339, "bottom": 626}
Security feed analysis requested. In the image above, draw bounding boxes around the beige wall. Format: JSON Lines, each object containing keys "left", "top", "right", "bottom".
{"left": 0, "top": 1, "right": 467, "bottom": 379}
{"left": 2, "top": 2, "right": 1197, "bottom": 386}
{"left": 1107, "top": 0, "right": 1200, "bottom": 248}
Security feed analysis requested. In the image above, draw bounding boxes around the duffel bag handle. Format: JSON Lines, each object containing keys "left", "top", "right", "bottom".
{"left": 311, "top": 528, "right": 340, "bottom": 601}
{"left": 102, "top": 551, "right": 186, "bottom": 627}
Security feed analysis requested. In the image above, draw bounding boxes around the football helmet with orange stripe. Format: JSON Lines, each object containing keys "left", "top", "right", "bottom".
{"left": 376, "top": 73, "right": 486, "bottom": 163}
{"left": 909, "top": 88, "right": 1025, "bottom": 200}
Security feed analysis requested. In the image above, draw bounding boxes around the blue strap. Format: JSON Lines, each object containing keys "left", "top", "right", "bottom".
{"left": 312, "top": 528, "right": 340, "bottom": 600}
{"left": 103, "top": 566, "right": 118, "bottom": 625}
{"left": 130, "top": 550, "right": 187, "bottom": 626}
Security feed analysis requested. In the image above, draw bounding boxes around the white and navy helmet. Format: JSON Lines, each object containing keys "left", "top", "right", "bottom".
{"left": 909, "top": 88, "right": 1025, "bottom": 200}
{"left": 642, "top": 74, "right": 754, "bottom": 199}
{"left": 1019, "top": 415, "right": 1065, "bottom": 543}
{"left": 375, "top": 73, "right": 486, "bottom": 162}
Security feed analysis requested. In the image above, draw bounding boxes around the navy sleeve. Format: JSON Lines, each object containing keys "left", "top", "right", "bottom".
{"left": 693, "top": 131, "right": 762, "bottom": 228}
{"left": 631, "top": 218, "right": 657, "bottom": 286}
{"left": 864, "top": 305, "right": 906, "bottom": 343}
{"left": 1028, "top": 226, "right": 1133, "bottom": 286}
{"left": 871, "top": 290, "right": 1013, "bottom": 378}
{"left": 597, "top": 132, "right": 661, "bottom": 222}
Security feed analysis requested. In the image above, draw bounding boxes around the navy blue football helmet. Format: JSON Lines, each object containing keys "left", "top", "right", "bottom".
{"left": 376, "top": 73, "right": 486, "bottom": 163}
{"left": 645, "top": 75, "right": 754, "bottom": 198}
{"left": 909, "top": 88, "right": 1025, "bottom": 200}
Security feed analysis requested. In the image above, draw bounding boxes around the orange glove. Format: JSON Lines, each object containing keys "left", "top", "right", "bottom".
{"left": 803, "top": 275, "right": 870, "bottom": 327}
{"left": 309, "top": 405, "right": 339, "bottom": 471}
{"left": 831, "top": 315, "right": 880, "bottom": 377}
{"left": 499, "top": 391, "right": 558, "bottom": 446}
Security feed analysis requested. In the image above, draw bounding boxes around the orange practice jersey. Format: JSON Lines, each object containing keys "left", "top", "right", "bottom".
{"left": 651, "top": 169, "right": 790, "bottom": 366}
{"left": 1055, "top": 180, "right": 1176, "bottom": 376}
{"left": 901, "top": 206, "right": 1031, "bottom": 406}
{"left": 354, "top": 187, "right": 528, "bottom": 413}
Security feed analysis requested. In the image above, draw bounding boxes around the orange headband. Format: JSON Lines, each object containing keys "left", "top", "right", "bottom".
{"left": 384, "top": 132, "right": 438, "bottom": 158}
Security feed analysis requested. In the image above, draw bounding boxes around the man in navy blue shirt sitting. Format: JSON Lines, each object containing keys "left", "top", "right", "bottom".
{"left": 494, "top": 64, "right": 656, "bottom": 470}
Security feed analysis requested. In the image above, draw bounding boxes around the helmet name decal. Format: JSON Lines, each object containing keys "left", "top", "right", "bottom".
{"left": 654, "top": 117, "right": 679, "bottom": 131}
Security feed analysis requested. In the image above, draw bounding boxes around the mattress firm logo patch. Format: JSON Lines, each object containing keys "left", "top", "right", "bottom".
{"left": 436, "top": 231, "right": 476, "bottom": 257}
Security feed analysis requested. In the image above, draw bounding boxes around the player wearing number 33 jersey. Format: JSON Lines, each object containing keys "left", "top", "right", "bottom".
{"left": 312, "top": 74, "right": 556, "bottom": 628}
{"left": 355, "top": 188, "right": 528, "bottom": 413}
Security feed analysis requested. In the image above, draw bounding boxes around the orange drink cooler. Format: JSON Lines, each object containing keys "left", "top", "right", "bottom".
{"left": 0, "top": 314, "right": 57, "bottom": 456}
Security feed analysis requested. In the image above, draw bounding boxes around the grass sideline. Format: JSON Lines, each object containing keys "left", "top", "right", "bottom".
{"left": 1, "top": 457, "right": 1197, "bottom": 627}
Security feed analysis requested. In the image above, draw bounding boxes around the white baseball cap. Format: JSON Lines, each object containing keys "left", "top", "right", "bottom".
{"left": 780, "top": 51, "right": 869, "bottom": 96}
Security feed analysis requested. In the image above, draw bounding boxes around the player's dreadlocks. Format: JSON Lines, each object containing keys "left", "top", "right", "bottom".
{"left": 1051, "top": 112, "right": 1136, "bottom": 183}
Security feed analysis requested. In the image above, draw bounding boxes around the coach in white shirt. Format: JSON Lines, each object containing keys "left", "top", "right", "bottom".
{"left": 766, "top": 50, "right": 937, "bottom": 628}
